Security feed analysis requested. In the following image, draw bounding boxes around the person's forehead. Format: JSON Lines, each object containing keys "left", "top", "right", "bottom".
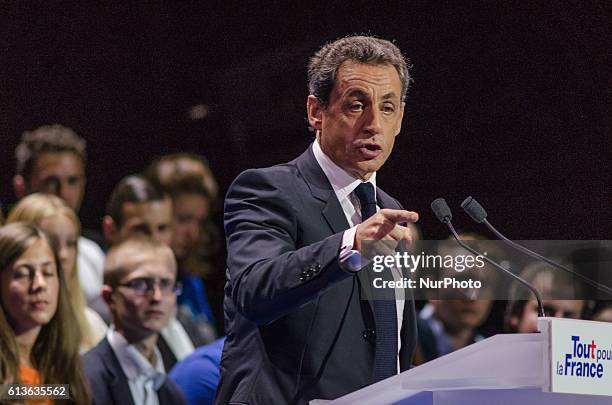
{"left": 14, "top": 239, "right": 54, "bottom": 265}
{"left": 334, "top": 62, "right": 401, "bottom": 95}
{"left": 175, "top": 191, "right": 207, "bottom": 204}
{"left": 118, "top": 252, "right": 175, "bottom": 279}
{"left": 39, "top": 214, "right": 77, "bottom": 234}
{"left": 32, "top": 151, "right": 84, "bottom": 176}
{"left": 544, "top": 299, "right": 584, "bottom": 311}
{"left": 122, "top": 199, "right": 172, "bottom": 221}
{"left": 174, "top": 193, "right": 208, "bottom": 212}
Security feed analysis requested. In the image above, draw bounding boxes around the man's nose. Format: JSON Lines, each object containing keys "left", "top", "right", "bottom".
{"left": 188, "top": 223, "right": 199, "bottom": 242}
{"left": 364, "top": 107, "right": 383, "bottom": 135}
{"left": 152, "top": 230, "right": 165, "bottom": 244}
{"left": 58, "top": 181, "right": 74, "bottom": 202}
{"left": 43, "top": 178, "right": 61, "bottom": 197}
{"left": 150, "top": 283, "right": 164, "bottom": 301}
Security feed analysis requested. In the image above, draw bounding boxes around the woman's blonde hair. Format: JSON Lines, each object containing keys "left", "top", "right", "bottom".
{"left": 7, "top": 193, "right": 97, "bottom": 349}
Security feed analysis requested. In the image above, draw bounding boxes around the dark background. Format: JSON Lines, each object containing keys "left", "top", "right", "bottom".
{"left": 1, "top": 1, "right": 610, "bottom": 240}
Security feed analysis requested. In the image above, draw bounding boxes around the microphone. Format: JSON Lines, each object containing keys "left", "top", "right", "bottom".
{"left": 430, "top": 198, "right": 545, "bottom": 317}
{"left": 461, "top": 196, "right": 612, "bottom": 298}
{"left": 431, "top": 197, "right": 453, "bottom": 223}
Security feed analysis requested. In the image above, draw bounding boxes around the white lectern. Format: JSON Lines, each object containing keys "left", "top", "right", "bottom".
{"left": 322, "top": 318, "right": 612, "bottom": 405}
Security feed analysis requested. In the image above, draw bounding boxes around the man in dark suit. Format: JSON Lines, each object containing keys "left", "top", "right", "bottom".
{"left": 216, "top": 35, "right": 420, "bottom": 404}
{"left": 84, "top": 237, "right": 186, "bottom": 405}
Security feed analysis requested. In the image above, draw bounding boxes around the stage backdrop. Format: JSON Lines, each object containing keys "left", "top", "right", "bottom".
{"left": 1, "top": 1, "right": 610, "bottom": 240}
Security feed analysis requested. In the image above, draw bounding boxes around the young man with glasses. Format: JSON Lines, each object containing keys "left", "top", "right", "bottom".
{"left": 83, "top": 237, "right": 186, "bottom": 405}
{"left": 103, "top": 174, "right": 214, "bottom": 369}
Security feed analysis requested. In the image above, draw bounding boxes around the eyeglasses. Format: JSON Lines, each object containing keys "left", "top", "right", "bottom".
{"left": 117, "top": 277, "right": 182, "bottom": 297}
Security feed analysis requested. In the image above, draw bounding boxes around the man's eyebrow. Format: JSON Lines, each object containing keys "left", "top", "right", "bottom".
{"left": 381, "top": 92, "right": 399, "bottom": 101}
{"left": 345, "top": 89, "right": 369, "bottom": 98}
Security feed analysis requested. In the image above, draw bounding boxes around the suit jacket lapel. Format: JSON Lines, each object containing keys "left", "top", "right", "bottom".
{"left": 295, "top": 145, "right": 350, "bottom": 234}
{"left": 157, "top": 382, "right": 180, "bottom": 405}
{"left": 376, "top": 187, "right": 401, "bottom": 211}
{"left": 100, "top": 339, "right": 136, "bottom": 405}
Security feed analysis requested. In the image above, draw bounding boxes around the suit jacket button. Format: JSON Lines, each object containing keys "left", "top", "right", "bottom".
{"left": 362, "top": 329, "right": 375, "bottom": 342}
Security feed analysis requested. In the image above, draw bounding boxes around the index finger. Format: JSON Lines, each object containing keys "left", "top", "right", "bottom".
{"left": 378, "top": 208, "right": 419, "bottom": 224}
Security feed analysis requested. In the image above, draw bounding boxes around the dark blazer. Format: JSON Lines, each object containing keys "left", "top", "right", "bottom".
{"left": 83, "top": 337, "right": 186, "bottom": 405}
{"left": 216, "top": 146, "right": 417, "bottom": 404}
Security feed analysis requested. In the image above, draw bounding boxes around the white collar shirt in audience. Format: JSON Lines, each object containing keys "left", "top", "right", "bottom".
{"left": 107, "top": 326, "right": 166, "bottom": 405}
{"left": 77, "top": 235, "right": 105, "bottom": 303}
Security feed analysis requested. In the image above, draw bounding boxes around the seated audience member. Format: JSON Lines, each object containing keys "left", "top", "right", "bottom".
{"left": 7, "top": 193, "right": 107, "bottom": 352}
{"left": 146, "top": 154, "right": 224, "bottom": 329}
{"left": 505, "top": 261, "right": 586, "bottom": 333}
{"left": 146, "top": 153, "right": 219, "bottom": 207}
{"left": 564, "top": 245, "right": 612, "bottom": 320}
{"left": 415, "top": 234, "right": 494, "bottom": 364}
{"left": 0, "top": 222, "right": 91, "bottom": 404}
{"left": 12, "top": 124, "right": 105, "bottom": 305}
{"left": 591, "top": 301, "right": 612, "bottom": 323}
{"left": 169, "top": 337, "right": 225, "bottom": 405}
{"left": 146, "top": 154, "right": 220, "bottom": 336}
{"left": 103, "top": 175, "right": 210, "bottom": 368}
{"left": 103, "top": 175, "right": 174, "bottom": 247}
{"left": 83, "top": 237, "right": 186, "bottom": 405}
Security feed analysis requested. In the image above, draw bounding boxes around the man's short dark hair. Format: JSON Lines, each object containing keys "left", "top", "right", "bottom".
{"left": 308, "top": 35, "right": 411, "bottom": 105}
{"left": 105, "top": 175, "right": 168, "bottom": 226}
{"left": 15, "top": 124, "right": 87, "bottom": 182}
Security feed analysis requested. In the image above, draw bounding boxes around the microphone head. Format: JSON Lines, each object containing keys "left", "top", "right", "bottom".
{"left": 430, "top": 198, "right": 452, "bottom": 223}
{"left": 461, "top": 196, "right": 487, "bottom": 223}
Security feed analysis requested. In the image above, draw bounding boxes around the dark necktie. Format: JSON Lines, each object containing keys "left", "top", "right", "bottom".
{"left": 353, "top": 182, "right": 398, "bottom": 382}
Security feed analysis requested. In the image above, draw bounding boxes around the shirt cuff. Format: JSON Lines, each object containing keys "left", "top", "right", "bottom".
{"left": 338, "top": 226, "right": 361, "bottom": 273}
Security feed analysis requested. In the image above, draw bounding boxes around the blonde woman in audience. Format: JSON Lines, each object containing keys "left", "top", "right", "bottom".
{"left": 8, "top": 193, "right": 107, "bottom": 352}
{"left": 0, "top": 222, "right": 91, "bottom": 404}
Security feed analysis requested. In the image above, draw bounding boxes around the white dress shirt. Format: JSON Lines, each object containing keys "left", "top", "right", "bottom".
{"left": 312, "top": 139, "right": 404, "bottom": 372}
{"left": 107, "top": 327, "right": 167, "bottom": 405}
{"left": 77, "top": 235, "right": 105, "bottom": 304}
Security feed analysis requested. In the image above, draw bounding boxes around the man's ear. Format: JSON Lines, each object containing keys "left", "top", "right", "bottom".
{"left": 102, "top": 216, "right": 119, "bottom": 245}
{"left": 394, "top": 101, "right": 406, "bottom": 137}
{"left": 13, "top": 175, "right": 27, "bottom": 200}
{"left": 307, "top": 95, "right": 324, "bottom": 131}
{"left": 101, "top": 285, "right": 115, "bottom": 308}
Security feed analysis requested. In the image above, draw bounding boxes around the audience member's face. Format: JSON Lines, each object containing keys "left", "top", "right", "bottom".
{"left": 431, "top": 299, "right": 492, "bottom": 334}
{"left": 593, "top": 307, "right": 612, "bottom": 323}
{"left": 28, "top": 152, "right": 86, "bottom": 212}
{"left": 117, "top": 199, "right": 173, "bottom": 246}
{"left": 109, "top": 249, "right": 176, "bottom": 340}
{"left": 171, "top": 192, "right": 209, "bottom": 259}
{"left": 1, "top": 239, "right": 59, "bottom": 335}
{"left": 38, "top": 214, "right": 78, "bottom": 280}
{"left": 514, "top": 299, "right": 585, "bottom": 333}
{"left": 311, "top": 62, "right": 404, "bottom": 180}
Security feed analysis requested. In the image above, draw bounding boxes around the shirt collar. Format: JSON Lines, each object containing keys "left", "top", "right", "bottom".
{"left": 312, "top": 139, "right": 377, "bottom": 201}
{"left": 107, "top": 326, "right": 166, "bottom": 389}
